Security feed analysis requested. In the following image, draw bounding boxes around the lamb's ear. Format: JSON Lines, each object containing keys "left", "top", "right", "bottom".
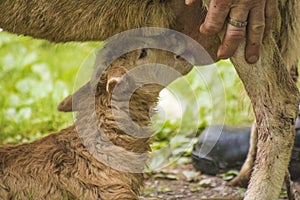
{"left": 57, "top": 82, "right": 91, "bottom": 112}
{"left": 57, "top": 94, "right": 73, "bottom": 112}
{"left": 106, "top": 77, "right": 123, "bottom": 93}
{"left": 106, "top": 67, "right": 129, "bottom": 93}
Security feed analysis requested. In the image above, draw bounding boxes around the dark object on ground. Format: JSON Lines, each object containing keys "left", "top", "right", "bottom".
{"left": 192, "top": 125, "right": 300, "bottom": 181}
{"left": 192, "top": 125, "right": 251, "bottom": 175}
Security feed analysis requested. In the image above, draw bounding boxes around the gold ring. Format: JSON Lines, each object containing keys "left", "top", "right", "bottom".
{"left": 228, "top": 18, "right": 248, "bottom": 28}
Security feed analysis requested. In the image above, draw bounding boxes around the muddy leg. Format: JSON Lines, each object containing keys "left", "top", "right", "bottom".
{"left": 231, "top": 61, "right": 299, "bottom": 188}
{"left": 231, "top": 37, "right": 299, "bottom": 200}
{"left": 230, "top": 123, "right": 257, "bottom": 187}
{"left": 284, "top": 62, "right": 299, "bottom": 200}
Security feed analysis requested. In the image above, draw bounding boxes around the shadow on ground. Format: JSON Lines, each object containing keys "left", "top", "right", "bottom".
{"left": 141, "top": 164, "right": 300, "bottom": 200}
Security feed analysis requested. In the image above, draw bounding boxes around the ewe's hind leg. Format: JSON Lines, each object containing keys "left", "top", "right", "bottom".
{"left": 230, "top": 123, "right": 258, "bottom": 187}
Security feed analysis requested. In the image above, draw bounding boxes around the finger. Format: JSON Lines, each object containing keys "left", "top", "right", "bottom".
{"left": 200, "top": 0, "right": 231, "bottom": 34}
{"left": 265, "top": 0, "right": 277, "bottom": 35}
{"left": 217, "top": 24, "right": 246, "bottom": 59}
{"left": 245, "top": 4, "right": 265, "bottom": 64}
{"left": 185, "top": 0, "right": 196, "bottom": 5}
{"left": 217, "top": 5, "right": 249, "bottom": 59}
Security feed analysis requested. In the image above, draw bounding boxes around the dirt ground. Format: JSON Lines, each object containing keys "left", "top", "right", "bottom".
{"left": 141, "top": 164, "right": 300, "bottom": 200}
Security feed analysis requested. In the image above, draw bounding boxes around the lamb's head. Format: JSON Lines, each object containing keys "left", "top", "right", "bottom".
{"left": 58, "top": 48, "right": 193, "bottom": 113}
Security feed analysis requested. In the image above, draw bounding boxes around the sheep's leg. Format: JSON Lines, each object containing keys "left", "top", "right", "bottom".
{"left": 230, "top": 61, "right": 299, "bottom": 188}
{"left": 230, "top": 123, "right": 257, "bottom": 187}
{"left": 284, "top": 62, "right": 299, "bottom": 200}
{"left": 230, "top": 36, "right": 300, "bottom": 200}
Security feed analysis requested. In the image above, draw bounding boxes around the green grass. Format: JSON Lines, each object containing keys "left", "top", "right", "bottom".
{"left": 0, "top": 31, "right": 99, "bottom": 144}
{"left": 0, "top": 31, "right": 255, "bottom": 168}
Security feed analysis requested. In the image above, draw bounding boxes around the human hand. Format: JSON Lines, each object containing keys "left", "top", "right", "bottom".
{"left": 185, "top": 0, "right": 277, "bottom": 64}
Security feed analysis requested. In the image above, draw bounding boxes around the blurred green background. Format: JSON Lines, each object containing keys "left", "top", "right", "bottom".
{"left": 0, "top": 31, "right": 256, "bottom": 169}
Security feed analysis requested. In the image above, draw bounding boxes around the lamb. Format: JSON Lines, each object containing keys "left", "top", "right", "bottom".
{"left": 0, "top": 38, "right": 193, "bottom": 199}
{"left": 1, "top": 0, "right": 300, "bottom": 199}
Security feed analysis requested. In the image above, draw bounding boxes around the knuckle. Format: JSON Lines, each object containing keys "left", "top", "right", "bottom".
{"left": 228, "top": 29, "right": 246, "bottom": 40}
{"left": 247, "top": 42, "right": 260, "bottom": 49}
{"left": 247, "top": 38, "right": 261, "bottom": 52}
{"left": 251, "top": 23, "right": 265, "bottom": 34}
{"left": 203, "top": 22, "right": 224, "bottom": 33}
{"left": 217, "top": 1, "right": 232, "bottom": 9}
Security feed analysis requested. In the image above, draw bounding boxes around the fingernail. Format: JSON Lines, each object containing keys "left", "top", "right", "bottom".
{"left": 217, "top": 48, "right": 228, "bottom": 59}
{"left": 199, "top": 24, "right": 204, "bottom": 33}
{"left": 247, "top": 55, "right": 258, "bottom": 64}
{"left": 199, "top": 25, "right": 208, "bottom": 34}
{"left": 185, "top": 0, "right": 192, "bottom": 5}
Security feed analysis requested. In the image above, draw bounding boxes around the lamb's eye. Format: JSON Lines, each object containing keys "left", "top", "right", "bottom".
{"left": 139, "top": 49, "right": 147, "bottom": 59}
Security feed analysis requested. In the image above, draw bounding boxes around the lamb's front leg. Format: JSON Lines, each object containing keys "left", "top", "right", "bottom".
{"left": 231, "top": 36, "right": 299, "bottom": 200}
{"left": 231, "top": 60, "right": 299, "bottom": 188}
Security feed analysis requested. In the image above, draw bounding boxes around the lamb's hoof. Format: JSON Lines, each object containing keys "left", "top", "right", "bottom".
{"left": 229, "top": 174, "right": 249, "bottom": 188}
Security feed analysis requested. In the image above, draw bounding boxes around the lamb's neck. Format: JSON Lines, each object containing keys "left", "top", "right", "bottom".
{"left": 97, "top": 87, "right": 161, "bottom": 152}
